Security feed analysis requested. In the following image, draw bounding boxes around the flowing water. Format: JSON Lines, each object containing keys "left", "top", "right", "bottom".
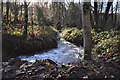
{"left": 19, "top": 34, "right": 83, "bottom": 66}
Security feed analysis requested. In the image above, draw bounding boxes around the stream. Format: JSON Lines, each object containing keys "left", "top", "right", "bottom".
{"left": 19, "top": 33, "right": 84, "bottom": 66}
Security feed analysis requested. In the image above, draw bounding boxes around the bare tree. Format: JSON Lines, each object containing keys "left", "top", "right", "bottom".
{"left": 82, "top": 2, "right": 92, "bottom": 60}
{"left": 10, "top": 2, "right": 21, "bottom": 22}
{"left": 94, "top": 1, "right": 98, "bottom": 28}
{"left": 6, "top": 1, "right": 10, "bottom": 23}
{"left": 104, "top": 1, "right": 113, "bottom": 21}
{"left": 114, "top": 0, "right": 119, "bottom": 28}
{"left": 23, "top": 1, "right": 29, "bottom": 38}
{"left": 1, "top": 1, "right": 3, "bottom": 16}
{"left": 102, "top": 0, "right": 113, "bottom": 29}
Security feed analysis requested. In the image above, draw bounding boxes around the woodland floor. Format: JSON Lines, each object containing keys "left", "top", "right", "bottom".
{"left": 2, "top": 56, "right": 120, "bottom": 79}
{"left": 2, "top": 37, "right": 120, "bottom": 79}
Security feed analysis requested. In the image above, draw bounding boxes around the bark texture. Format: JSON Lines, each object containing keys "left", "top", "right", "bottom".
{"left": 82, "top": 2, "right": 92, "bottom": 60}
{"left": 23, "top": 1, "right": 28, "bottom": 38}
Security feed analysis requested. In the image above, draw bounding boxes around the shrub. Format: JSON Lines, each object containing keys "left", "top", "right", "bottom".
{"left": 2, "top": 26, "right": 58, "bottom": 61}
{"left": 60, "top": 28, "right": 83, "bottom": 46}
{"left": 60, "top": 28, "right": 119, "bottom": 46}
{"left": 92, "top": 35, "right": 120, "bottom": 61}
{"left": 92, "top": 29, "right": 120, "bottom": 61}
{"left": 92, "top": 30, "right": 120, "bottom": 45}
{"left": 60, "top": 28, "right": 120, "bottom": 62}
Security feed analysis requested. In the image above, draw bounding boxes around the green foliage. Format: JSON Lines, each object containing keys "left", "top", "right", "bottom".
{"left": 93, "top": 36, "right": 119, "bottom": 54}
{"left": 92, "top": 29, "right": 120, "bottom": 45}
{"left": 11, "top": 31, "right": 23, "bottom": 35}
{"left": 60, "top": 28, "right": 120, "bottom": 62}
{"left": 92, "top": 31, "right": 120, "bottom": 61}
{"left": 60, "top": 27, "right": 83, "bottom": 46}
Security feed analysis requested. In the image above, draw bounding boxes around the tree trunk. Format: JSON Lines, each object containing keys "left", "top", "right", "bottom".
{"left": 94, "top": 1, "right": 98, "bottom": 29}
{"left": 1, "top": 1, "right": 3, "bottom": 27}
{"left": 31, "top": 7, "right": 34, "bottom": 34}
{"left": 90, "top": 8, "right": 94, "bottom": 29}
{"left": 114, "top": 1, "right": 118, "bottom": 28}
{"left": 100, "top": 2, "right": 103, "bottom": 29}
{"left": 82, "top": 2, "right": 92, "bottom": 60}
{"left": 6, "top": 1, "right": 10, "bottom": 23}
{"left": 102, "top": 1, "right": 113, "bottom": 30}
{"left": 1, "top": 2, "right": 3, "bottom": 16}
{"left": 104, "top": 1, "right": 113, "bottom": 21}
{"left": 1, "top": 1, "right": 2, "bottom": 30}
{"left": 20, "top": 4, "right": 23, "bottom": 21}
{"left": 23, "top": 1, "right": 28, "bottom": 38}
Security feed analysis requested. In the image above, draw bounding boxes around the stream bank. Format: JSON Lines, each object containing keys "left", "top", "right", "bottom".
{"left": 19, "top": 38, "right": 83, "bottom": 66}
